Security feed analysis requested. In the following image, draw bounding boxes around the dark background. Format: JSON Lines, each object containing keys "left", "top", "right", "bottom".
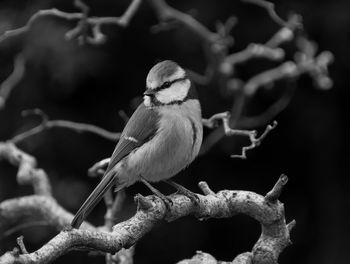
{"left": 0, "top": 0, "right": 349, "bottom": 263}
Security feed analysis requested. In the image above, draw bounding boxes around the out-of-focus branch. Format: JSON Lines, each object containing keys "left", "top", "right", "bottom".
{"left": 12, "top": 109, "right": 120, "bottom": 144}
{"left": 0, "top": 0, "right": 141, "bottom": 45}
{"left": 201, "top": 35, "right": 333, "bottom": 154}
{"left": 241, "top": 0, "right": 291, "bottom": 28}
{"left": 104, "top": 190, "right": 135, "bottom": 264}
{"left": 238, "top": 84, "right": 295, "bottom": 129}
{"left": 147, "top": 0, "right": 220, "bottom": 44}
{"left": 0, "top": 195, "right": 94, "bottom": 236}
{"left": 0, "top": 176, "right": 294, "bottom": 264}
{"left": 225, "top": 43, "right": 285, "bottom": 66}
{"left": 0, "top": 142, "right": 51, "bottom": 196}
{"left": 147, "top": 0, "right": 234, "bottom": 86}
{"left": 0, "top": 53, "right": 26, "bottom": 110}
{"left": 88, "top": 158, "right": 111, "bottom": 177}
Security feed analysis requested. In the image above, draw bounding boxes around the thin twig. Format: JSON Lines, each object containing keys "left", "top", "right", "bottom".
{"left": 2, "top": 221, "right": 50, "bottom": 239}
{"left": 16, "top": 236, "right": 28, "bottom": 254}
{"left": 88, "top": 158, "right": 110, "bottom": 177}
{"left": 0, "top": 53, "right": 26, "bottom": 110}
{"left": 265, "top": 174, "right": 288, "bottom": 203}
{"left": 238, "top": 84, "right": 295, "bottom": 129}
{"left": 203, "top": 112, "right": 277, "bottom": 159}
{"left": 66, "top": 0, "right": 90, "bottom": 44}
{"left": 0, "top": 0, "right": 142, "bottom": 45}
{"left": 241, "top": 0, "right": 295, "bottom": 28}
{"left": 11, "top": 109, "right": 120, "bottom": 144}
{"left": 231, "top": 121, "right": 278, "bottom": 159}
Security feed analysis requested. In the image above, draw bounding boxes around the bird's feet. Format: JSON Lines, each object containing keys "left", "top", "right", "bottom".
{"left": 140, "top": 178, "right": 173, "bottom": 210}
{"left": 165, "top": 180, "right": 200, "bottom": 205}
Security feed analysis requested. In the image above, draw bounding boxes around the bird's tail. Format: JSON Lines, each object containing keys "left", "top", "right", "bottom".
{"left": 71, "top": 170, "right": 126, "bottom": 229}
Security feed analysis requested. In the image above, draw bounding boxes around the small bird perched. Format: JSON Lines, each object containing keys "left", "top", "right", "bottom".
{"left": 71, "top": 60, "right": 203, "bottom": 228}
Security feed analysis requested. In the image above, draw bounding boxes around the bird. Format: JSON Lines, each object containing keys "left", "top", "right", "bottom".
{"left": 71, "top": 60, "right": 203, "bottom": 228}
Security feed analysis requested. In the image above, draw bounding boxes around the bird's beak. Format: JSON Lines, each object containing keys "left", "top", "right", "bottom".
{"left": 144, "top": 89, "right": 156, "bottom": 96}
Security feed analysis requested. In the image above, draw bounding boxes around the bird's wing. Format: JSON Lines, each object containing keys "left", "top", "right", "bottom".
{"left": 71, "top": 103, "right": 159, "bottom": 228}
{"left": 105, "top": 103, "right": 160, "bottom": 175}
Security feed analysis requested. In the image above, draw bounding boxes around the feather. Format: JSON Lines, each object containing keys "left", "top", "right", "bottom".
{"left": 71, "top": 170, "right": 118, "bottom": 228}
{"left": 71, "top": 103, "right": 159, "bottom": 228}
{"left": 105, "top": 103, "right": 159, "bottom": 174}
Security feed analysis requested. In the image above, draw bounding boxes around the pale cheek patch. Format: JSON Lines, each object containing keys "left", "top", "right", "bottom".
{"left": 156, "top": 79, "right": 190, "bottom": 104}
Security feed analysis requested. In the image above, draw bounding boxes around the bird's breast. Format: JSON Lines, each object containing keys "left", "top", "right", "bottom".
{"left": 125, "top": 99, "right": 202, "bottom": 183}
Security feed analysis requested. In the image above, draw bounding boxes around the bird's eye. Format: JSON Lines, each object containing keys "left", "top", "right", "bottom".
{"left": 162, "top": 81, "right": 171, "bottom": 88}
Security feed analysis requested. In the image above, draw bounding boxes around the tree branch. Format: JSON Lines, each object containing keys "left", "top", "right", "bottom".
{"left": 11, "top": 109, "right": 120, "bottom": 144}
{"left": 0, "top": 53, "right": 26, "bottom": 111}
{"left": 241, "top": 0, "right": 301, "bottom": 29}
{"left": 0, "top": 142, "right": 51, "bottom": 196}
{"left": 0, "top": 0, "right": 142, "bottom": 45}
{"left": 203, "top": 112, "right": 277, "bottom": 159}
{"left": 0, "top": 176, "right": 294, "bottom": 264}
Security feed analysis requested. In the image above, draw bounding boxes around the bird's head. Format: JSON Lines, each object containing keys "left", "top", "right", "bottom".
{"left": 144, "top": 60, "right": 194, "bottom": 107}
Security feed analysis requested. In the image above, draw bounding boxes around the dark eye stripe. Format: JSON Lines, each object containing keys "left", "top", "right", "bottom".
{"left": 152, "top": 76, "right": 188, "bottom": 92}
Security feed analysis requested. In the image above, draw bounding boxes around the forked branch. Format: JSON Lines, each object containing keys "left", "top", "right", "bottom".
{"left": 0, "top": 173, "right": 294, "bottom": 264}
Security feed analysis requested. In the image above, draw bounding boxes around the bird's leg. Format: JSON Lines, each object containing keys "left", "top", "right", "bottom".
{"left": 140, "top": 178, "right": 173, "bottom": 209}
{"left": 164, "top": 180, "right": 200, "bottom": 205}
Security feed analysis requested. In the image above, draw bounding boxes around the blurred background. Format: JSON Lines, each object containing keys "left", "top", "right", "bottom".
{"left": 0, "top": 0, "right": 348, "bottom": 263}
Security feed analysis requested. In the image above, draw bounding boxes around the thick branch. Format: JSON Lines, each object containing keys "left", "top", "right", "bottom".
{"left": 0, "top": 195, "right": 95, "bottom": 236}
{"left": 0, "top": 176, "right": 293, "bottom": 264}
{"left": 0, "top": 142, "right": 51, "bottom": 196}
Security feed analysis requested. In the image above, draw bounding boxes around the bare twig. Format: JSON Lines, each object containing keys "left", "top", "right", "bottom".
{"left": 287, "top": 219, "right": 296, "bottom": 232}
{"left": 265, "top": 174, "right": 288, "bottom": 203}
{"left": 66, "top": 0, "right": 90, "bottom": 45}
{"left": 12, "top": 109, "right": 120, "bottom": 144}
{"left": 241, "top": 0, "right": 301, "bottom": 29}
{"left": 16, "top": 236, "right": 28, "bottom": 254}
{"left": 238, "top": 84, "right": 295, "bottom": 129}
{"left": 88, "top": 158, "right": 111, "bottom": 177}
{"left": 147, "top": 0, "right": 233, "bottom": 86}
{"left": 244, "top": 61, "right": 297, "bottom": 96}
{"left": 0, "top": 53, "right": 26, "bottom": 110}
{"left": 147, "top": 0, "right": 219, "bottom": 44}
{"left": 203, "top": 112, "right": 277, "bottom": 159}
{"left": 2, "top": 221, "right": 50, "bottom": 238}
{"left": 265, "top": 14, "right": 302, "bottom": 48}
{"left": 198, "top": 181, "right": 215, "bottom": 196}
{"left": 0, "top": 0, "right": 142, "bottom": 45}
{"left": 231, "top": 121, "right": 277, "bottom": 159}
{"left": 118, "top": 110, "right": 130, "bottom": 123}
{"left": 225, "top": 43, "right": 285, "bottom": 66}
